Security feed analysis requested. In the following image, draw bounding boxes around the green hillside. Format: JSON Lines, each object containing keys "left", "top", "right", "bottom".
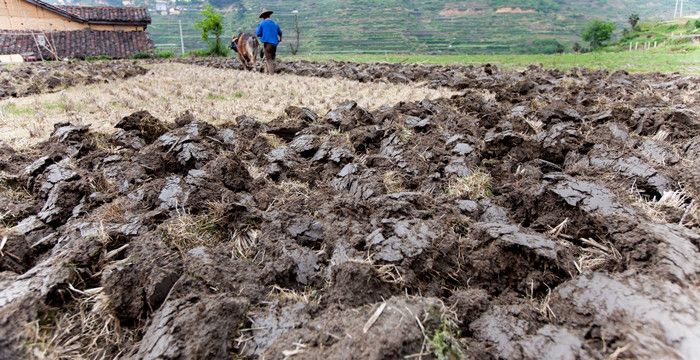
{"left": 55, "top": 0, "right": 700, "bottom": 55}
{"left": 605, "top": 18, "right": 700, "bottom": 52}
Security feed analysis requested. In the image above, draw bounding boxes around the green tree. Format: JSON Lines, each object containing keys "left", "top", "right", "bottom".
{"left": 582, "top": 20, "right": 615, "bottom": 49}
{"left": 195, "top": 5, "right": 228, "bottom": 56}
{"left": 628, "top": 13, "right": 640, "bottom": 30}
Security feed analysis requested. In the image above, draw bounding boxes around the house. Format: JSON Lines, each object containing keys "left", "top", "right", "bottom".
{"left": 155, "top": 0, "right": 167, "bottom": 13}
{"left": 0, "top": 0, "right": 153, "bottom": 60}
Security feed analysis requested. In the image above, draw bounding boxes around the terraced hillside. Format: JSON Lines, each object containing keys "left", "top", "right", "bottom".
{"left": 57, "top": 0, "right": 700, "bottom": 54}
{"left": 143, "top": 0, "right": 700, "bottom": 55}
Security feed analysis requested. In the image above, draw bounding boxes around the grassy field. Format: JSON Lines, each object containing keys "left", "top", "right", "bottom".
{"left": 285, "top": 17, "right": 700, "bottom": 74}
{"left": 293, "top": 48, "right": 700, "bottom": 74}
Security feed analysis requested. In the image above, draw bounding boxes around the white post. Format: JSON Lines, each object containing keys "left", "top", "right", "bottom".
{"left": 654, "top": 41, "right": 657, "bottom": 48}
{"left": 629, "top": 42, "right": 633, "bottom": 51}
{"left": 635, "top": 42, "right": 639, "bottom": 50}
{"left": 674, "top": 0, "right": 680, "bottom": 18}
{"left": 178, "top": 20, "right": 185, "bottom": 55}
{"left": 680, "top": 0, "right": 684, "bottom": 18}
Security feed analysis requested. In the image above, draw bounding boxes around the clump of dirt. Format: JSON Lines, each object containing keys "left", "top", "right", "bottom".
{"left": 0, "top": 60, "right": 148, "bottom": 100}
{"left": 0, "top": 61, "right": 699, "bottom": 360}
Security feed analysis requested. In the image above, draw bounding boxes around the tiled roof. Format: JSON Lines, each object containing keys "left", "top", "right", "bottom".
{"left": 1, "top": 29, "right": 154, "bottom": 59}
{"left": 22, "top": 0, "right": 150, "bottom": 25}
{"left": 56, "top": 5, "right": 151, "bottom": 24}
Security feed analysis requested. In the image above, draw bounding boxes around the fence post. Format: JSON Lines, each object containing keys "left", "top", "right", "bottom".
{"left": 635, "top": 42, "right": 638, "bottom": 50}
{"left": 178, "top": 20, "right": 185, "bottom": 55}
{"left": 680, "top": 0, "right": 684, "bottom": 18}
{"left": 629, "top": 42, "right": 632, "bottom": 51}
{"left": 31, "top": 33, "right": 45, "bottom": 61}
{"left": 654, "top": 41, "right": 657, "bottom": 48}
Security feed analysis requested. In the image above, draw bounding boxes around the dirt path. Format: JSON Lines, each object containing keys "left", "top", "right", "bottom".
{"left": 0, "top": 60, "right": 699, "bottom": 359}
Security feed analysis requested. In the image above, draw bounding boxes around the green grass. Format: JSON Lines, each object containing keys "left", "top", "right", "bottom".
{"left": 206, "top": 93, "right": 227, "bottom": 101}
{"left": 84, "top": 55, "right": 112, "bottom": 61}
{"left": 155, "top": 49, "right": 176, "bottom": 59}
{"left": 205, "top": 91, "right": 245, "bottom": 101}
{"left": 293, "top": 47, "right": 700, "bottom": 74}
{"left": 42, "top": 102, "right": 66, "bottom": 111}
{"left": 1, "top": 103, "right": 36, "bottom": 116}
{"left": 608, "top": 19, "right": 700, "bottom": 52}
{"left": 428, "top": 318, "right": 462, "bottom": 360}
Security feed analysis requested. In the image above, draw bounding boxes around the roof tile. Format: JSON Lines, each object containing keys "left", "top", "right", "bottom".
{"left": 56, "top": 5, "right": 150, "bottom": 24}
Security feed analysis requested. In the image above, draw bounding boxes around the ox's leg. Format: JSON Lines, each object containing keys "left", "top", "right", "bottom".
{"left": 237, "top": 52, "right": 247, "bottom": 70}
{"left": 251, "top": 46, "right": 257, "bottom": 69}
{"left": 244, "top": 42, "right": 255, "bottom": 71}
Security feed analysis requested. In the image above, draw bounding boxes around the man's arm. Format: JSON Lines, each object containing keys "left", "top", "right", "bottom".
{"left": 277, "top": 24, "right": 283, "bottom": 42}
{"left": 256, "top": 23, "right": 263, "bottom": 38}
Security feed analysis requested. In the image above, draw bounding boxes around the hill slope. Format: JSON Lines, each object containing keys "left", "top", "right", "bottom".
{"left": 225, "top": 0, "right": 698, "bottom": 54}
{"left": 55, "top": 0, "right": 700, "bottom": 54}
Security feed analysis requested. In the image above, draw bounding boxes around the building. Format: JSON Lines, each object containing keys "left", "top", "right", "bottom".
{"left": 0, "top": 0, "right": 153, "bottom": 60}
{"left": 154, "top": 0, "right": 166, "bottom": 14}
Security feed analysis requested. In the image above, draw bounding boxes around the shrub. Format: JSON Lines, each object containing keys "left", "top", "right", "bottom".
{"left": 155, "top": 49, "right": 175, "bottom": 59}
{"left": 582, "top": 20, "right": 615, "bottom": 49}
{"left": 572, "top": 42, "right": 582, "bottom": 53}
{"left": 185, "top": 49, "right": 214, "bottom": 57}
{"left": 85, "top": 55, "right": 112, "bottom": 61}
{"left": 195, "top": 5, "right": 229, "bottom": 57}
{"left": 130, "top": 50, "right": 175, "bottom": 60}
{"left": 130, "top": 52, "right": 151, "bottom": 59}
{"left": 530, "top": 39, "right": 565, "bottom": 54}
{"left": 695, "top": 19, "right": 700, "bottom": 29}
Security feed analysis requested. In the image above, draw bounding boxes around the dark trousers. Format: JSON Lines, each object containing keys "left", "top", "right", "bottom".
{"left": 263, "top": 42, "right": 277, "bottom": 74}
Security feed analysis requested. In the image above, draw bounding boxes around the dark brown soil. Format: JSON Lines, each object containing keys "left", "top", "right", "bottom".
{"left": 0, "top": 60, "right": 148, "bottom": 99}
{"left": 0, "top": 60, "right": 699, "bottom": 360}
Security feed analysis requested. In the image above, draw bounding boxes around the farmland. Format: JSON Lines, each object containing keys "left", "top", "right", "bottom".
{"left": 1, "top": 57, "right": 699, "bottom": 359}
{"left": 0, "top": 62, "right": 450, "bottom": 148}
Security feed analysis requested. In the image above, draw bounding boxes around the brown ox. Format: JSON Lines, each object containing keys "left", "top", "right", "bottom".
{"left": 231, "top": 33, "right": 259, "bottom": 70}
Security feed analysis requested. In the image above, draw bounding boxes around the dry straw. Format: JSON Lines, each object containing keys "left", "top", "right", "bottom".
{"left": 0, "top": 63, "right": 454, "bottom": 149}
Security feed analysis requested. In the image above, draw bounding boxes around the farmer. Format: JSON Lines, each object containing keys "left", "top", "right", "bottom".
{"left": 256, "top": 9, "right": 282, "bottom": 74}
